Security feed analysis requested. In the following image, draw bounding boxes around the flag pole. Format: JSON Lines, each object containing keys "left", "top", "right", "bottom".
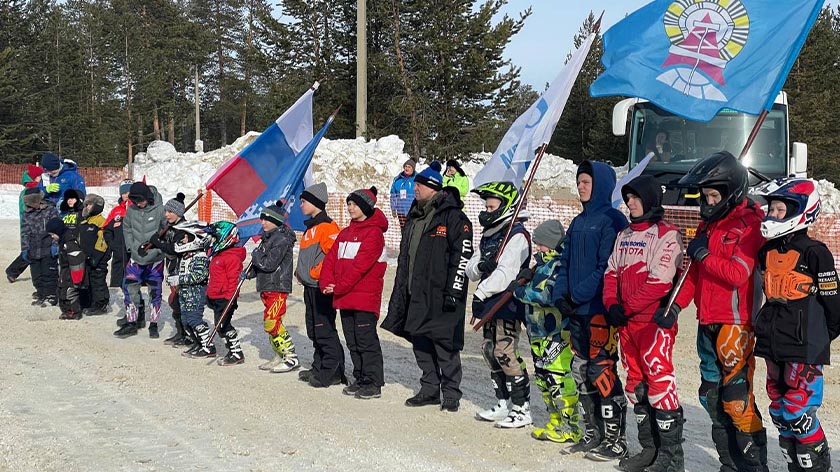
{"left": 471, "top": 144, "right": 546, "bottom": 331}
{"left": 471, "top": 12, "right": 604, "bottom": 331}
{"left": 663, "top": 109, "right": 770, "bottom": 315}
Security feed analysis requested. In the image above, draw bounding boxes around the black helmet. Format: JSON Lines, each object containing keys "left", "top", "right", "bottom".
{"left": 678, "top": 151, "right": 747, "bottom": 222}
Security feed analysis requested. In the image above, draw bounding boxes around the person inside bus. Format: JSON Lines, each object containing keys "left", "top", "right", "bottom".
{"left": 646, "top": 130, "right": 671, "bottom": 163}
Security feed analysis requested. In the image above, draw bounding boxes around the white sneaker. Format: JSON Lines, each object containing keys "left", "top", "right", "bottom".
{"left": 271, "top": 355, "right": 300, "bottom": 373}
{"left": 495, "top": 404, "right": 533, "bottom": 429}
{"left": 258, "top": 353, "right": 283, "bottom": 371}
{"left": 475, "top": 399, "right": 510, "bottom": 422}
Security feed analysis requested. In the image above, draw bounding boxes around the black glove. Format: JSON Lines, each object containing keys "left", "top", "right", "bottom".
{"left": 477, "top": 259, "right": 497, "bottom": 275}
{"left": 516, "top": 267, "right": 534, "bottom": 283}
{"left": 443, "top": 295, "right": 457, "bottom": 312}
{"left": 654, "top": 304, "right": 681, "bottom": 329}
{"left": 472, "top": 295, "right": 486, "bottom": 318}
{"left": 687, "top": 232, "right": 710, "bottom": 262}
{"left": 605, "top": 304, "right": 629, "bottom": 327}
{"left": 137, "top": 244, "right": 149, "bottom": 258}
{"left": 148, "top": 234, "right": 163, "bottom": 249}
{"left": 556, "top": 296, "right": 576, "bottom": 316}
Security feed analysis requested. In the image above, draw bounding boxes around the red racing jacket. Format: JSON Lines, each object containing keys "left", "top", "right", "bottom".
{"left": 603, "top": 220, "right": 683, "bottom": 323}
{"left": 207, "top": 246, "right": 246, "bottom": 300}
{"left": 674, "top": 199, "right": 765, "bottom": 326}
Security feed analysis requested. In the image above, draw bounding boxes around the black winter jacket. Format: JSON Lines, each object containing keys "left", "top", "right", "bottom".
{"left": 248, "top": 223, "right": 296, "bottom": 293}
{"left": 382, "top": 189, "right": 473, "bottom": 351}
{"left": 755, "top": 231, "right": 840, "bottom": 365}
{"left": 21, "top": 195, "right": 59, "bottom": 260}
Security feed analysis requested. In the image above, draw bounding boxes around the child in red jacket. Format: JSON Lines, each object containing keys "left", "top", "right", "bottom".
{"left": 320, "top": 187, "right": 388, "bottom": 400}
{"left": 207, "top": 221, "right": 247, "bottom": 366}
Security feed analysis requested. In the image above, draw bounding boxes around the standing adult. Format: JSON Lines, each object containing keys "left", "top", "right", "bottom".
{"left": 7, "top": 161, "right": 43, "bottom": 283}
{"left": 103, "top": 179, "right": 147, "bottom": 323}
{"left": 39, "top": 152, "right": 86, "bottom": 208}
{"left": 114, "top": 181, "right": 166, "bottom": 338}
{"left": 382, "top": 165, "right": 473, "bottom": 412}
{"left": 443, "top": 159, "right": 470, "bottom": 201}
{"left": 669, "top": 151, "right": 768, "bottom": 471}
{"left": 389, "top": 158, "right": 417, "bottom": 230}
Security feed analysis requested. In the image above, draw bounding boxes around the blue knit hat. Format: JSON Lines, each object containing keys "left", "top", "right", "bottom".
{"left": 41, "top": 153, "right": 61, "bottom": 172}
{"left": 415, "top": 164, "right": 443, "bottom": 191}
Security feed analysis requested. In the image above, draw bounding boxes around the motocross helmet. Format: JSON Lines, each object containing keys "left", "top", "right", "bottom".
{"left": 755, "top": 178, "right": 821, "bottom": 240}
{"left": 172, "top": 220, "right": 211, "bottom": 254}
{"left": 207, "top": 221, "right": 239, "bottom": 256}
{"left": 471, "top": 181, "right": 520, "bottom": 228}
{"left": 678, "top": 151, "right": 748, "bottom": 222}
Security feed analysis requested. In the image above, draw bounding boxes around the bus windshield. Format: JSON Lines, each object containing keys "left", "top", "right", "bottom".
{"left": 628, "top": 103, "right": 788, "bottom": 185}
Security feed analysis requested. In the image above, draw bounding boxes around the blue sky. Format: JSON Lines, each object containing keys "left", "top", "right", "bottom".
{"left": 497, "top": 0, "right": 834, "bottom": 88}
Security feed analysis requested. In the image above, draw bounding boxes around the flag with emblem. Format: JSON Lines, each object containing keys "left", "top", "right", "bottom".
{"left": 590, "top": 0, "right": 824, "bottom": 122}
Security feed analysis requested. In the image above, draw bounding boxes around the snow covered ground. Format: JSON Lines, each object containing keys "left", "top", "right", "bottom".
{"left": 0, "top": 218, "right": 838, "bottom": 471}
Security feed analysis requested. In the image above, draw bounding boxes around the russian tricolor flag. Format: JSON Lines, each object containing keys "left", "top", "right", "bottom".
{"left": 206, "top": 83, "right": 317, "bottom": 216}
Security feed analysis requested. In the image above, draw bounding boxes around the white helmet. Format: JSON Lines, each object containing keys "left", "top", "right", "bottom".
{"left": 173, "top": 220, "right": 212, "bottom": 253}
{"left": 756, "top": 178, "right": 821, "bottom": 240}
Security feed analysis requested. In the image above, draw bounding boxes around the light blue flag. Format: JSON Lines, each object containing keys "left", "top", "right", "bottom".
{"left": 612, "top": 152, "right": 654, "bottom": 208}
{"left": 235, "top": 114, "right": 335, "bottom": 239}
{"left": 590, "top": 0, "right": 824, "bottom": 122}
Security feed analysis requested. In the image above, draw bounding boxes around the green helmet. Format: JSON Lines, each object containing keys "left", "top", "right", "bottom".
{"left": 471, "top": 181, "right": 520, "bottom": 228}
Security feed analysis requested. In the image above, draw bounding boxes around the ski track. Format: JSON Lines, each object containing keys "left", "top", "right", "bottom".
{"left": 0, "top": 220, "right": 838, "bottom": 471}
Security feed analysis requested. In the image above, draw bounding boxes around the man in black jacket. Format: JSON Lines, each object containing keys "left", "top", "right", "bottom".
{"left": 382, "top": 166, "right": 473, "bottom": 412}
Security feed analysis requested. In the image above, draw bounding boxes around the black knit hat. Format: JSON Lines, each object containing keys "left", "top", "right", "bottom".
{"left": 622, "top": 175, "right": 665, "bottom": 223}
{"left": 128, "top": 182, "right": 153, "bottom": 204}
{"left": 346, "top": 187, "right": 378, "bottom": 218}
{"left": 260, "top": 202, "right": 286, "bottom": 227}
{"left": 446, "top": 159, "right": 465, "bottom": 177}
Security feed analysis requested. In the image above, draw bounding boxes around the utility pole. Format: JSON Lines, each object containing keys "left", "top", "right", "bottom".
{"left": 195, "top": 66, "right": 203, "bottom": 152}
{"left": 356, "top": 0, "right": 367, "bottom": 137}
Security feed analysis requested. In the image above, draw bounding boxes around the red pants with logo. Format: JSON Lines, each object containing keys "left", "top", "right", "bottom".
{"left": 261, "top": 291, "right": 288, "bottom": 337}
{"left": 619, "top": 320, "right": 680, "bottom": 410}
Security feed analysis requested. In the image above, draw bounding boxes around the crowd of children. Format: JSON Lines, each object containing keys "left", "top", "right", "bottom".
{"left": 11, "top": 151, "right": 840, "bottom": 472}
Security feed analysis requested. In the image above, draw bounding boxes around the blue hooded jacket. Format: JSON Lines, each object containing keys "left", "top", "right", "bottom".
{"left": 389, "top": 172, "right": 416, "bottom": 216}
{"left": 40, "top": 157, "right": 86, "bottom": 208}
{"left": 552, "top": 161, "right": 628, "bottom": 316}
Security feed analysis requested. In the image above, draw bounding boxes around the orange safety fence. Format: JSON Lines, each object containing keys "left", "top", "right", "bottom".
{"left": 0, "top": 163, "right": 127, "bottom": 187}
{"left": 198, "top": 189, "right": 840, "bottom": 261}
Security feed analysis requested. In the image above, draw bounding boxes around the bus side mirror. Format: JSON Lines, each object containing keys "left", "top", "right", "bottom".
{"left": 791, "top": 142, "right": 808, "bottom": 177}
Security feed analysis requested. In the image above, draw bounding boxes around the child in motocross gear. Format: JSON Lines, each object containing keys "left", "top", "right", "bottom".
{"left": 603, "top": 175, "right": 685, "bottom": 471}
{"left": 754, "top": 178, "right": 840, "bottom": 472}
{"left": 167, "top": 221, "right": 213, "bottom": 358}
{"left": 320, "top": 187, "right": 388, "bottom": 400}
{"left": 296, "top": 182, "right": 345, "bottom": 387}
{"left": 206, "top": 221, "right": 247, "bottom": 366}
{"left": 147, "top": 193, "right": 188, "bottom": 343}
{"left": 114, "top": 182, "right": 166, "bottom": 339}
{"left": 59, "top": 189, "right": 84, "bottom": 238}
{"left": 552, "top": 160, "right": 629, "bottom": 461}
{"left": 78, "top": 194, "right": 110, "bottom": 315}
{"left": 466, "top": 181, "right": 533, "bottom": 429}
{"left": 671, "top": 151, "right": 768, "bottom": 472}
{"left": 513, "top": 219, "right": 582, "bottom": 444}
{"left": 244, "top": 203, "right": 298, "bottom": 373}
{"left": 46, "top": 217, "right": 85, "bottom": 320}
{"left": 22, "top": 188, "right": 59, "bottom": 307}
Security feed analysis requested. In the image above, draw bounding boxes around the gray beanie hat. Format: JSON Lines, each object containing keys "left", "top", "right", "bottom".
{"left": 164, "top": 192, "right": 186, "bottom": 217}
{"left": 532, "top": 219, "right": 566, "bottom": 249}
{"left": 300, "top": 182, "right": 328, "bottom": 210}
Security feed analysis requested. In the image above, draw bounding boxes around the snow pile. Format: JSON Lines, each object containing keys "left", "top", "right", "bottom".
{"left": 132, "top": 133, "right": 261, "bottom": 202}
{"left": 818, "top": 179, "right": 840, "bottom": 213}
{"left": 131, "top": 133, "right": 584, "bottom": 199}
